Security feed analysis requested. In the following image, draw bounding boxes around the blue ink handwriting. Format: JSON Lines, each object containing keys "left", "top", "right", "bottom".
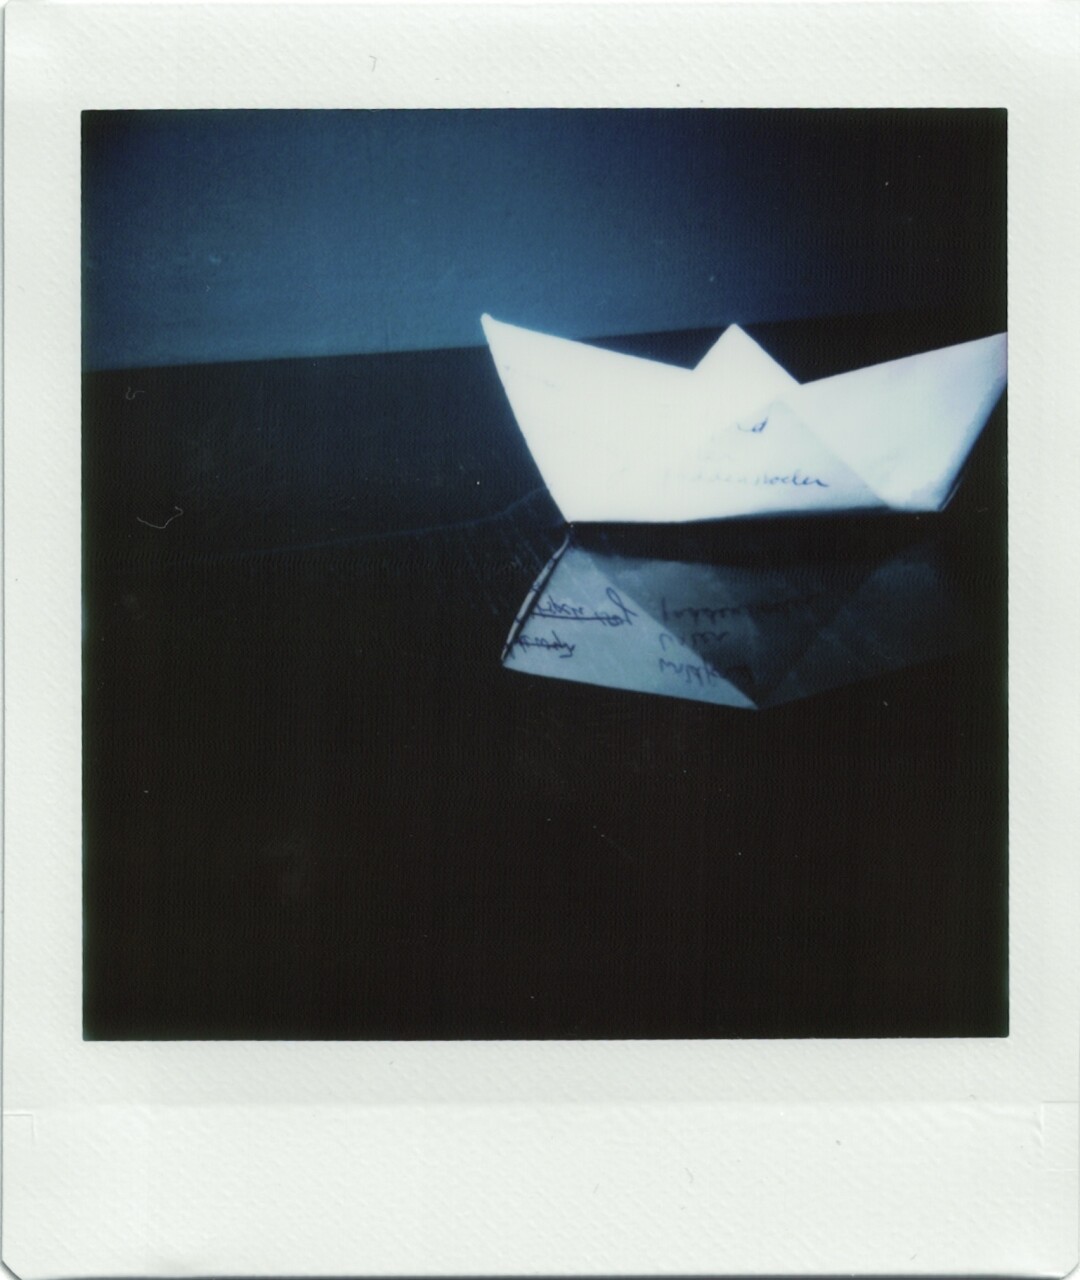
{"left": 534, "top": 587, "right": 638, "bottom": 628}
{"left": 661, "top": 591, "right": 821, "bottom": 629}
{"left": 514, "top": 630, "right": 576, "bottom": 659}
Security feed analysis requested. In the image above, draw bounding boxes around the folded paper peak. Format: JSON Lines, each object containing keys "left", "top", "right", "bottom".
{"left": 482, "top": 314, "right": 1007, "bottom": 522}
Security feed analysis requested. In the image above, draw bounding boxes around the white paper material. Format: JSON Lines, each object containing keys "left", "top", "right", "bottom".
{"left": 482, "top": 315, "right": 1007, "bottom": 522}
{"left": 503, "top": 538, "right": 969, "bottom": 708}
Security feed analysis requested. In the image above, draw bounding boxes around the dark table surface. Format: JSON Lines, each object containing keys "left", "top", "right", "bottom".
{"left": 83, "top": 308, "right": 1007, "bottom": 1039}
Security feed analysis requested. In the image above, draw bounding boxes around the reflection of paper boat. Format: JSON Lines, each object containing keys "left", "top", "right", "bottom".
{"left": 503, "top": 535, "right": 971, "bottom": 709}
{"left": 482, "top": 315, "right": 1007, "bottom": 522}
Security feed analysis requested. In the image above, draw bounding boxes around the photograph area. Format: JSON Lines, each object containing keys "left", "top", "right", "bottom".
{"left": 82, "top": 109, "right": 1007, "bottom": 1039}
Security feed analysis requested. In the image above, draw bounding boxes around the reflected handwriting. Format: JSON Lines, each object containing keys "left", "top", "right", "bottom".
{"left": 535, "top": 587, "right": 639, "bottom": 628}
{"left": 513, "top": 630, "right": 576, "bottom": 659}
{"left": 661, "top": 591, "right": 822, "bottom": 629}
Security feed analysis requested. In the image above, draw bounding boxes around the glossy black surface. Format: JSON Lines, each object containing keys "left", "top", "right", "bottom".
{"left": 83, "top": 310, "right": 1007, "bottom": 1038}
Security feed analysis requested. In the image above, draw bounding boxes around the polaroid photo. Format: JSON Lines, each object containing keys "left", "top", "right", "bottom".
{"left": 4, "top": 3, "right": 1078, "bottom": 1276}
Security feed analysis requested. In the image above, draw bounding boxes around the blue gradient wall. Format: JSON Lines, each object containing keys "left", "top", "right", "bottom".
{"left": 82, "top": 110, "right": 1005, "bottom": 371}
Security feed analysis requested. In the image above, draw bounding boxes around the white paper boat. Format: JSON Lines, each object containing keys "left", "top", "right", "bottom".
{"left": 482, "top": 315, "right": 1007, "bottom": 523}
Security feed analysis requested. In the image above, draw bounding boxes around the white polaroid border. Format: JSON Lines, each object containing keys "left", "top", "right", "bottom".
{"left": 4, "top": 4, "right": 1079, "bottom": 1276}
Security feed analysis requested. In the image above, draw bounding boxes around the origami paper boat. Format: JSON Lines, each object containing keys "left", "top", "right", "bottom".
{"left": 502, "top": 535, "right": 970, "bottom": 709}
{"left": 482, "top": 315, "right": 1007, "bottom": 522}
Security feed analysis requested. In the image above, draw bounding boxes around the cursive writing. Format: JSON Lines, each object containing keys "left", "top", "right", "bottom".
{"left": 513, "top": 629, "right": 576, "bottom": 659}
{"left": 658, "top": 656, "right": 735, "bottom": 688}
{"left": 534, "top": 587, "right": 639, "bottom": 628}
{"left": 667, "top": 468, "right": 829, "bottom": 488}
{"left": 659, "top": 628, "right": 730, "bottom": 653}
{"left": 661, "top": 591, "right": 822, "bottom": 629}
{"left": 658, "top": 656, "right": 758, "bottom": 691}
